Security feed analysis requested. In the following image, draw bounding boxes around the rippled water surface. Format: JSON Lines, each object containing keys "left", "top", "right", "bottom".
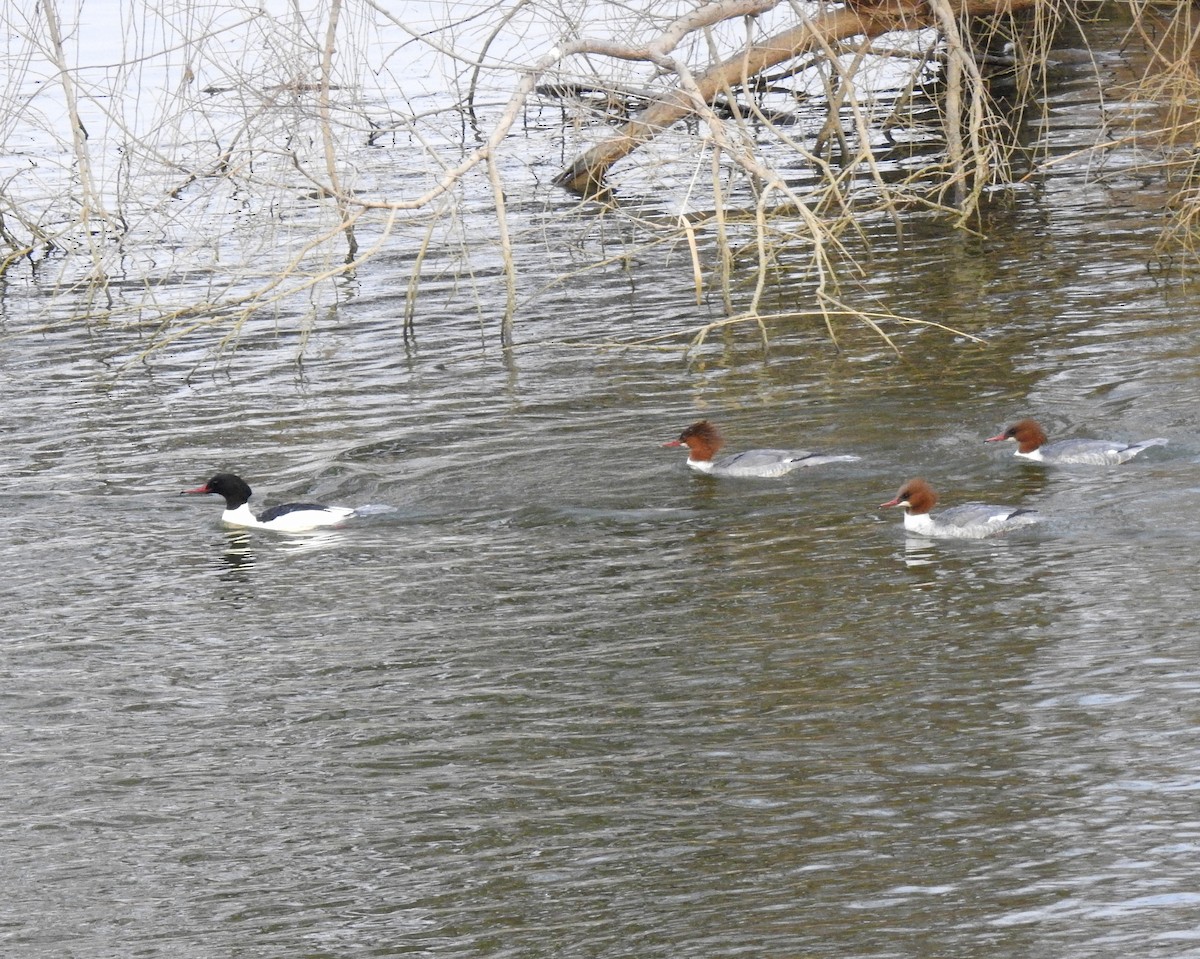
{"left": 7, "top": 11, "right": 1200, "bottom": 959}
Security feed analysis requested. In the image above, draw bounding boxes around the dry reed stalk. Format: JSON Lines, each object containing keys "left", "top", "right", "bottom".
{"left": 317, "top": 0, "right": 358, "bottom": 263}
{"left": 405, "top": 210, "right": 445, "bottom": 342}
{"left": 37, "top": 0, "right": 114, "bottom": 283}
{"left": 485, "top": 154, "right": 518, "bottom": 346}
{"left": 709, "top": 147, "right": 735, "bottom": 316}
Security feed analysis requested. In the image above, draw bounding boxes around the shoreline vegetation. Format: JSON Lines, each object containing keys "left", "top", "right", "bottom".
{"left": 0, "top": 1, "right": 1194, "bottom": 355}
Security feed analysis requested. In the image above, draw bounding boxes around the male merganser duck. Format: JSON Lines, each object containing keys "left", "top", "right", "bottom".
{"left": 662, "top": 420, "right": 860, "bottom": 478}
{"left": 181, "top": 473, "right": 356, "bottom": 531}
{"left": 880, "top": 478, "right": 1039, "bottom": 539}
{"left": 985, "top": 418, "right": 1167, "bottom": 465}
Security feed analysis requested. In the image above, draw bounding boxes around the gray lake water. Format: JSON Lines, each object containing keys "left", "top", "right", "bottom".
{"left": 5, "top": 7, "right": 1200, "bottom": 959}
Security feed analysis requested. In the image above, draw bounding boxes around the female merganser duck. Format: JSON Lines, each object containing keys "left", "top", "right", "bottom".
{"left": 880, "top": 478, "right": 1039, "bottom": 539}
{"left": 662, "top": 420, "right": 860, "bottom": 478}
{"left": 181, "top": 473, "right": 355, "bottom": 531}
{"left": 985, "top": 418, "right": 1167, "bottom": 465}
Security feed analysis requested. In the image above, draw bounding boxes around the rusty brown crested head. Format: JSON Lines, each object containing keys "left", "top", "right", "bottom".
{"left": 880, "top": 478, "right": 938, "bottom": 515}
{"left": 662, "top": 420, "right": 725, "bottom": 462}
{"left": 986, "top": 418, "right": 1048, "bottom": 454}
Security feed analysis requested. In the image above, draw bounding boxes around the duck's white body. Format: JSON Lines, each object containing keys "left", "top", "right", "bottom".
{"left": 686, "top": 448, "right": 859, "bottom": 478}
{"left": 882, "top": 479, "right": 1039, "bottom": 540}
{"left": 221, "top": 502, "right": 356, "bottom": 532}
{"left": 184, "top": 473, "right": 356, "bottom": 533}
{"left": 664, "top": 420, "right": 859, "bottom": 478}
{"left": 987, "top": 419, "right": 1167, "bottom": 465}
{"left": 899, "top": 502, "right": 1039, "bottom": 539}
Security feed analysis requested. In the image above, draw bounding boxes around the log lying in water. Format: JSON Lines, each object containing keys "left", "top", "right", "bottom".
{"left": 553, "top": 0, "right": 1042, "bottom": 196}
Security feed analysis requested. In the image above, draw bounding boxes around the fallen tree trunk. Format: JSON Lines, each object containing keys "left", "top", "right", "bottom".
{"left": 554, "top": 0, "right": 1045, "bottom": 196}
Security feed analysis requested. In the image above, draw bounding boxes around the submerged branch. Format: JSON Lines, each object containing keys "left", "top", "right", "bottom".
{"left": 8, "top": 0, "right": 1200, "bottom": 361}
